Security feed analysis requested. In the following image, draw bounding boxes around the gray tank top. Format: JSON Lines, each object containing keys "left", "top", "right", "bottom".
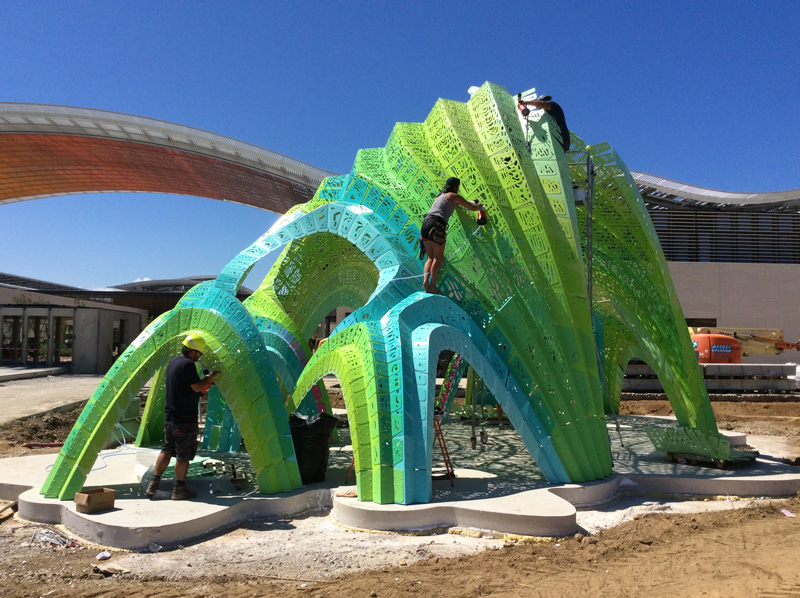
{"left": 427, "top": 194, "right": 456, "bottom": 222}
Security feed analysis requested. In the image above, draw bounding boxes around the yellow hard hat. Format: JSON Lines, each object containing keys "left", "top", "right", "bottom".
{"left": 182, "top": 334, "right": 207, "bottom": 354}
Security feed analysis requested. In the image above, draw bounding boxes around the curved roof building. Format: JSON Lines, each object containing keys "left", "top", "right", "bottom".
{"left": 1, "top": 102, "right": 799, "bottom": 263}
{"left": 632, "top": 171, "right": 800, "bottom": 212}
{"left": 0, "top": 102, "right": 334, "bottom": 212}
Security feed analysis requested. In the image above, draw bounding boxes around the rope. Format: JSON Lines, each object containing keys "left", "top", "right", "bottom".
{"left": 44, "top": 423, "right": 146, "bottom": 473}
{"left": 446, "top": 227, "right": 482, "bottom": 259}
{"left": 390, "top": 272, "right": 425, "bottom": 281}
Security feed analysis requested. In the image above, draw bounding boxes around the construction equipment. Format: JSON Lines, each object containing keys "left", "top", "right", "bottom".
{"left": 690, "top": 327, "right": 800, "bottom": 363}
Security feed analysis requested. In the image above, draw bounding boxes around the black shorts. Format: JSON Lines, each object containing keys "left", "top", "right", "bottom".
{"left": 421, "top": 215, "right": 447, "bottom": 245}
{"left": 161, "top": 422, "right": 199, "bottom": 462}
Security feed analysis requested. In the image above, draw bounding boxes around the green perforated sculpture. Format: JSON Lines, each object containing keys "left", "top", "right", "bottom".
{"left": 40, "top": 82, "right": 727, "bottom": 505}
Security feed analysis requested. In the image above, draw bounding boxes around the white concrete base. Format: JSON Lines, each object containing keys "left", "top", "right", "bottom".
{"left": 0, "top": 366, "right": 68, "bottom": 382}
{"left": 16, "top": 482, "right": 333, "bottom": 551}
{"left": 332, "top": 476, "right": 578, "bottom": 538}
{"left": 3, "top": 417, "right": 800, "bottom": 549}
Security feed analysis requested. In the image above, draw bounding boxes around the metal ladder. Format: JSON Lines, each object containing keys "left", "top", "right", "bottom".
{"left": 345, "top": 416, "right": 455, "bottom": 487}
{"left": 432, "top": 415, "right": 455, "bottom": 486}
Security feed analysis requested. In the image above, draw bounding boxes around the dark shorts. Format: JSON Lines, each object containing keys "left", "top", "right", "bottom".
{"left": 421, "top": 215, "right": 447, "bottom": 245}
{"left": 161, "top": 422, "right": 199, "bottom": 462}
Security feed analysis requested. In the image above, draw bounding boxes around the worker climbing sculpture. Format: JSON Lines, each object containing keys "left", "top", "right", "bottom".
{"left": 40, "top": 82, "right": 728, "bottom": 505}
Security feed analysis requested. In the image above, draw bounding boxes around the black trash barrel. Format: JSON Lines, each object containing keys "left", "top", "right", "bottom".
{"left": 289, "top": 411, "right": 340, "bottom": 484}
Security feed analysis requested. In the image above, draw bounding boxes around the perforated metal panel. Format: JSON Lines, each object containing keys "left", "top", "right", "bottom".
{"left": 40, "top": 83, "right": 726, "bottom": 505}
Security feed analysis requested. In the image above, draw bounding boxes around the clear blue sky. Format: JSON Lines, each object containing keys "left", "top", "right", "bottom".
{"left": 1, "top": 1, "right": 797, "bottom": 290}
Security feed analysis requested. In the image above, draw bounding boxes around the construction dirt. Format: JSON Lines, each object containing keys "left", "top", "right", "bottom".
{"left": 1, "top": 378, "right": 800, "bottom": 597}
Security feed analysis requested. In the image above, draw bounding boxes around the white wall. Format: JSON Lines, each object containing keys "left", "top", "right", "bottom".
{"left": 668, "top": 262, "right": 800, "bottom": 364}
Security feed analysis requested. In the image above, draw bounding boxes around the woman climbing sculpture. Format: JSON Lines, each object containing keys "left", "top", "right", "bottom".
{"left": 420, "top": 177, "right": 485, "bottom": 295}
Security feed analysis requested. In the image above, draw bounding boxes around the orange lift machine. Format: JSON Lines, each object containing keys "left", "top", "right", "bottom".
{"left": 690, "top": 327, "right": 800, "bottom": 364}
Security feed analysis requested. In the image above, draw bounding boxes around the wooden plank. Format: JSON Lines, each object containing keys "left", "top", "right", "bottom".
{"left": 702, "top": 363, "right": 794, "bottom": 378}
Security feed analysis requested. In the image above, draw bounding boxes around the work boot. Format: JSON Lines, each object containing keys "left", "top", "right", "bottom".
{"left": 171, "top": 483, "right": 197, "bottom": 501}
{"left": 145, "top": 475, "right": 161, "bottom": 499}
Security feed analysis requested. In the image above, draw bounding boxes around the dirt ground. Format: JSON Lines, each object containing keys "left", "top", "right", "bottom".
{"left": 0, "top": 404, "right": 87, "bottom": 458}
{"left": 2, "top": 496, "right": 799, "bottom": 598}
{"left": 1, "top": 381, "right": 800, "bottom": 597}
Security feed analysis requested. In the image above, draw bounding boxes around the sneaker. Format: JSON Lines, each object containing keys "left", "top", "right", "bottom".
{"left": 145, "top": 477, "right": 160, "bottom": 499}
{"left": 171, "top": 484, "right": 197, "bottom": 501}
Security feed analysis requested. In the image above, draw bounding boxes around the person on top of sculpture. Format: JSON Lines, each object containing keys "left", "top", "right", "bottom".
{"left": 146, "top": 334, "right": 217, "bottom": 500}
{"left": 420, "top": 176, "right": 484, "bottom": 295}
{"left": 518, "top": 95, "right": 571, "bottom": 153}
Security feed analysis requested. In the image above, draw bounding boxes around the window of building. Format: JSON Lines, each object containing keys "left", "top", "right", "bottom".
{"left": 26, "top": 315, "right": 48, "bottom": 365}
{"left": 55, "top": 317, "right": 74, "bottom": 363}
{"left": 1, "top": 316, "right": 23, "bottom": 365}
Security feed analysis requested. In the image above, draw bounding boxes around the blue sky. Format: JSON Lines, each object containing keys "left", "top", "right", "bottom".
{"left": 1, "top": 1, "right": 798, "bottom": 290}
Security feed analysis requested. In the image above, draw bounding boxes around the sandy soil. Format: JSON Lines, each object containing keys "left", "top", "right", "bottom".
{"left": 2, "top": 497, "right": 799, "bottom": 598}
{"left": 1, "top": 379, "right": 799, "bottom": 597}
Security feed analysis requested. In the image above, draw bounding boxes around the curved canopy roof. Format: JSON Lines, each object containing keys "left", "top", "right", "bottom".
{"left": 0, "top": 102, "right": 797, "bottom": 213}
{"left": 0, "top": 102, "right": 335, "bottom": 212}
{"left": 631, "top": 171, "right": 800, "bottom": 212}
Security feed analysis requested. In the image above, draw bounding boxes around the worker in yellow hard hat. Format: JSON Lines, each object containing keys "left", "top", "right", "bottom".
{"left": 146, "top": 334, "right": 217, "bottom": 500}
{"left": 181, "top": 334, "right": 207, "bottom": 354}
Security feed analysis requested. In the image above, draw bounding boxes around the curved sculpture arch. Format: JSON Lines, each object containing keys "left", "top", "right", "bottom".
{"left": 41, "top": 197, "right": 422, "bottom": 499}
{"left": 39, "top": 82, "right": 732, "bottom": 506}
{"left": 43, "top": 284, "right": 301, "bottom": 499}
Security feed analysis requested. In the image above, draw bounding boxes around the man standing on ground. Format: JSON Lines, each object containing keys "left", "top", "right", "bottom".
{"left": 146, "top": 334, "right": 217, "bottom": 500}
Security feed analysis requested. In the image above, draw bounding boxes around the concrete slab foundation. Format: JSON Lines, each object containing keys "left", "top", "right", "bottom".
{"left": 0, "top": 366, "right": 68, "bottom": 382}
{"left": 2, "top": 416, "right": 798, "bottom": 550}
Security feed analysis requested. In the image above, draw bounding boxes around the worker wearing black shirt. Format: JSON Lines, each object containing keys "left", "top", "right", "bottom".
{"left": 519, "top": 95, "right": 571, "bottom": 153}
{"left": 146, "top": 335, "right": 217, "bottom": 500}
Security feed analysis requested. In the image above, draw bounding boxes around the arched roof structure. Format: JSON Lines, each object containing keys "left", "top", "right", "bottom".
{"left": 0, "top": 102, "right": 797, "bottom": 214}
{"left": 632, "top": 171, "right": 800, "bottom": 213}
{"left": 0, "top": 102, "right": 335, "bottom": 212}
